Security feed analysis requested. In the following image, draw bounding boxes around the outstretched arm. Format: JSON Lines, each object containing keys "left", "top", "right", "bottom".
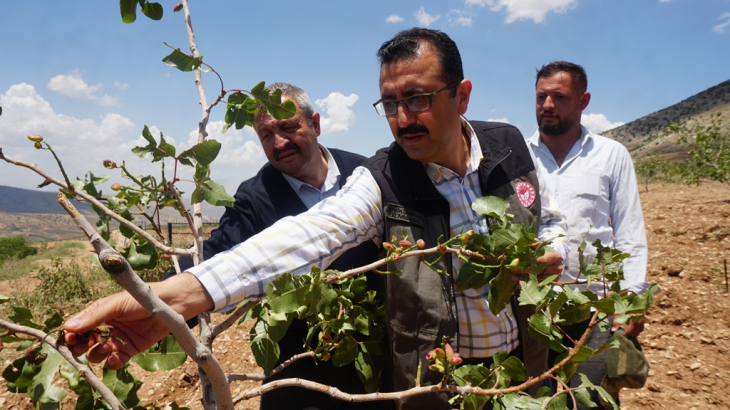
{"left": 63, "top": 273, "right": 213, "bottom": 369}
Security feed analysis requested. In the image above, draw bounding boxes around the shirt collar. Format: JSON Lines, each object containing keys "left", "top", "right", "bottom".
{"left": 281, "top": 145, "right": 341, "bottom": 193}
{"left": 424, "top": 117, "right": 483, "bottom": 183}
{"left": 529, "top": 125, "right": 593, "bottom": 164}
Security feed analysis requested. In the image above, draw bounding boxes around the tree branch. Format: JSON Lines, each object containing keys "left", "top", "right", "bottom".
{"left": 0, "top": 319, "right": 124, "bottom": 410}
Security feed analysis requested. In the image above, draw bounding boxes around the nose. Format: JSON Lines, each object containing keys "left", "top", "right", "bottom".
{"left": 395, "top": 103, "right": 416, "bottom": 128}
{"left": 273, "top": 132, "right": 289, "bottom": 150}
{"left": 543, "top": 96, "right": 555, "bottom": 110}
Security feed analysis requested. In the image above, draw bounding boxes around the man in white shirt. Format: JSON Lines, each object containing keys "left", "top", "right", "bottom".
{"left": 528, "top": 61, "right": 649, "bottom": 409}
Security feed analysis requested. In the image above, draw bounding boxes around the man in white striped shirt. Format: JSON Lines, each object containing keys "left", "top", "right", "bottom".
{"left": 65, "top": 28, "right": 568, "bottom": 410}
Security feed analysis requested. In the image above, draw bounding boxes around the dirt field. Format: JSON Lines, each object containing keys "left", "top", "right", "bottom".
{"left": 1, "top": 182, "right": 729, "bottom": 409}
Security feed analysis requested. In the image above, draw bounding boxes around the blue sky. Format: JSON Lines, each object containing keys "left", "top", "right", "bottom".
{"left": 1, "top": 0, "right": 729, "bottom": 197}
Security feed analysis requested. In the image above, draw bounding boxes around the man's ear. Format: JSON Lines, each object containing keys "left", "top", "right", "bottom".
{"left": 580, "top": 91, "right": 591, "bottom": 111}
{"left": 457, "top": 79, "right": 472, "bottom": 116}
{"left": 311, "top": 112, "right": 321, "bottom": 136}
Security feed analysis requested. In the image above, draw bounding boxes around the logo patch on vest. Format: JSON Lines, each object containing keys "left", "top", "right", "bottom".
{"left": 384, "top": 204, "right": 424, "bottom": 227}
{"left": 515, "top": 181, "right": 536, "bottom": 208}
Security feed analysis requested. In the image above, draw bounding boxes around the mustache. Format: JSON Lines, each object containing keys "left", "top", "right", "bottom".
{"left": 539, "top": 110, "right": 557, "bottom": 117}
{"left": 273, "top": 143, "right": 300, "bottom": 160}
{"left": 397, "top": 124, "right": 430, "bottom": 137}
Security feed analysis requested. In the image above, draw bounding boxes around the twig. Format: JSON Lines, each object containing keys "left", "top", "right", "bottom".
{"left": 0, "top": 319, "right": 124, "bottom": 410}
{"left": 211, "top": 300, "right": 257, "bottom": 339}
{"left": 227, "top": 351, "right": 317, "bottom": 383}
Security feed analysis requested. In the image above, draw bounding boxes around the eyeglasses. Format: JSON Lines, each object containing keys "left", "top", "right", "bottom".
{"left": 372, "top": 83, "right": 456, "bottom": 117}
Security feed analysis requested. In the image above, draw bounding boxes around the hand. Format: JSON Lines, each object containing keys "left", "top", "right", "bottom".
{"left": 511, "top": 250, "right": 563, "bottom": 282}
{"left": 612, "top": 317, "right": 645, "bottom": 338}
{"left": 63, "top": 273, "right": 213, "bottom": 369}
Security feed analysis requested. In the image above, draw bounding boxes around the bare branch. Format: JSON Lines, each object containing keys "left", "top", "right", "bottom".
{"left": 0, "top": 319, "right": 124, "bottom": 410}
{"left": 56, "top": 192, "right": 234, "bottom": 410}
{"left": 211, "top": 300, "right": 257, "bottom": 339}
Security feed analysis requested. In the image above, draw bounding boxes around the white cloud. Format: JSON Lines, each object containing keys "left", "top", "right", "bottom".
{"left": 414, "top": 7, "right": 441, "bottom": 27}
{"left": 99, "top": 95, "right": 120, "bottom": 106}
{"left": 386, "top": 14, "right": 404, "bottom": 23}
{"left": 465, "top": 0, "right": 578, "bottom": 24}
{"left": 0, "top": 83, "right": 139, "bottom": 190}
{"left": 488, "top": 117, "right": 511, "bottom": 124}
{"left": 47, "top": 70, "right": 100, "bottom": 100}
{"left": 315, "top": 92, "right": 359, "bottom": 135}
{"left": 114, "top": 81, "right": 129, "bottom": 91}
{"left": 46, "top": 69, "right": 120, "bottom": 106}
{"left": 659, "top": 0, "right": 672, "bottom": 3}
{"left": 184, "top": 121, "right": 266, "bottom": 193}
{"left": 581, "top": 113, "right": 624, "bottom": 134}
{"left": 712, "top": 12, "right": 730, "bottom": 34}
{"left": 447, "top": 9, "right": 474, "bottom": 27}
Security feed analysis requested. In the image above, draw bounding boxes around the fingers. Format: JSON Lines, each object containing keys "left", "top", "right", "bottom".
{"left": 64, "top": 292, "right": 128, "bottom": 335}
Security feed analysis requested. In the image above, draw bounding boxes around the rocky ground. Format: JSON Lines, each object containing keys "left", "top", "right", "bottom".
{"left": 1, "top": 182, "right": 729, "bottom": 409}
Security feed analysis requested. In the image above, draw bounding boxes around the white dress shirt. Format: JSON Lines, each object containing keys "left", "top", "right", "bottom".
{"left": 528, "top": 126, "right": 650, "bottom": 298}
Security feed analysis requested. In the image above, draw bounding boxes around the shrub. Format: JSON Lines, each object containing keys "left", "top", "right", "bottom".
{"left": 0, "top": 236, "right": 37, "bottom": 262}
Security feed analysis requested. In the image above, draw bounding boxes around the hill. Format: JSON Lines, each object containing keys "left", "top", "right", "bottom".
{"left": 0, "top": 185, "right": 94, "bottom": 214}
{"left": 0, "top": 185, "right": 223, "bottom": 242}
{"left": 604, "top": 79, "right": 730, "bottom": 158}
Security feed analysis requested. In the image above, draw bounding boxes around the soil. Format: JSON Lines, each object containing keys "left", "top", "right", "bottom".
{"left": 1, "top": 182, "right": 729, "bottom": 410}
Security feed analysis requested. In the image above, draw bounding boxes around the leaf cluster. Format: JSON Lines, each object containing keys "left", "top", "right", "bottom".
{"left": 246, "top": 268, "right": 388, "bottom": 393}
{"left": 672, "top": 122, "right": 730, "bottom": 189}
{"left": 1, "top": 297, "right": 187, "bottom": 410}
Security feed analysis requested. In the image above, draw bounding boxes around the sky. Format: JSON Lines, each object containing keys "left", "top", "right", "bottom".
{"left": 1, "top": 0, "right": 729, "bottom": 199}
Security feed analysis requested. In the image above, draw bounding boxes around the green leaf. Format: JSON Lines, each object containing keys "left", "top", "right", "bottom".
{"left": 140, "top": 1, "right": 163, "bottom": 20}
{"left": 178, "top": 140, "right": 222, "bottom": 167}
{"left": 517, "top": 273, "right": 551, "bottom": 306}
{"left": 162, "top": 45, "right": 203, "bottom": 72}
{"left": 454, "top": 259, "right": 497, "bottom": 293}
{"left": 43, "top": 312, "right": 65, "bottom": 333}
{"left": 265, "top": 311, "right": 292, "bottom": 343}
{"left": 191, "top": 179, "right": 235, "bottom": 207}
{"left": 332, "top": 336, "right": 358, "bottom": 367}
{"left": 29, "top": 345, "right": 69, "bottom": 407}
{"left": 251, "top": 336, "right": 280, "bottom": 373}
{"left": 487, "top": 267, "right": 517, "bottom": 315}
{"left": 223, "top": 92, "right": 257, "bottom": 132}
{"left": 120, "top": 240, "right": 159, "bottom": 270}
{"left": 131, "top": 125, "right": 174, "bottom": 162}
{"left": 0, "top": 294, "right": 10, "bottom": 304}
{"left": 249, "top": 82, "right": 297, "bottom": 120}
{"left": 266, "top": 273, "right": 311, "bottom": 315}
{"left": 472, "top": 196, "right": 510, "bottom": 220}
{"left": 120, "top": 0, "right": 138, "bottom": 23}
{"left": 527, "top": 314, "right": 565, "bottom": 353}
{"left": 10, "top": 306, "right": 43, "bottom": 330}
{"left": 131, "top": 335, "right": 187, "bottom": 371}
{"left": 3, "top": 356, "right": 39, "bottom": 393}
{"left": 499, "top": 356, "right": 528, "bottom": 382}
{"left": 355, "top": 344, "right": 383, "bottom": 393}
{"left": 574, "top": 385, "right": 597, "bottom": 408}
{"left": 578, "top": 374, "right": 619, "bottom": 410}
{"left": 102, "top": 366, "right": 142, "bottom": 408}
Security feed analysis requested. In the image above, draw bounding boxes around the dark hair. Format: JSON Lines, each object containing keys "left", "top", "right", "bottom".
{"left": 377, "top": 28, "right": 463, "bottom": 96}
{"left": 535, "top": 61, "right": 588, "bottom": 93}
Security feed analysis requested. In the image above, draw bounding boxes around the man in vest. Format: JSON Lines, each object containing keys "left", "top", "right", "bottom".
{"left": 528, "top": 61, "right": 649, "bottom": 408}
{"left": 164, "top": 82, "right": 383, "bottom": 410}
{"left": 65, "top": 29, "right": 568, "bottom": 410}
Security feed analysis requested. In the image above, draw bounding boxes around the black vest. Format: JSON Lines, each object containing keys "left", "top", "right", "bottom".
{"left": 364, "top": 121, "right": 545, "bottom": 410}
